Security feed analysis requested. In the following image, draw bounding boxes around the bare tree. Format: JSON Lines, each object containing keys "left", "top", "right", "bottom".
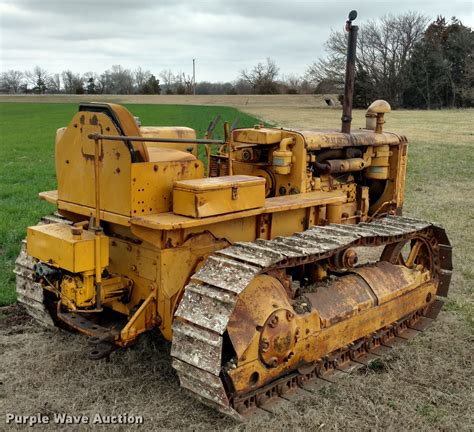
{"left": 25, "top": 66, "right": 50, "bottom": 94}
{"left": 240, "top": 58, "right": 280, "bottom": 94}
{"left": 96, "top": 70, "right": 112, "bottom": 94}
{"left": 61, "top": 70, "right": 85, "bottom": 94}
{"left": 285, "top": 74, "right": 302, "bottom": 89}
{"left": 108, "top": 65, "right": 134, "bottom": 94}
{"left": 233, "top": 78, "right": 252, "bottom": 94}
{"left": 48, "top": 73, "right": 61, "bottom": 93}
{"left": 159, "top": 69, "right": 175, "bottom": 93}
{"left": 134, "top": 67, "right": 152, "bottom": 93}
{"left": 0, "top": 70, "right": 24, "bottom": 93}
{"left": 306, "top": 54, "right": 345, "bottom": 87}
{"left": 182, "top": 73, "right": 194, "bottom": 94}
{"left": 307, "top": 12, "right": 429, "bottom": 106}
{"left": 172, "top": 72, "right": 183, "bottom": 94}
{"left": 280, "top": 73, "right": 304, "bottom": 94}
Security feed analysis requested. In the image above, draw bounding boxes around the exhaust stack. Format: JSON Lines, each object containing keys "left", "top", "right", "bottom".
{"left": 341, "top": 10, "right": 359, "bottom": 134}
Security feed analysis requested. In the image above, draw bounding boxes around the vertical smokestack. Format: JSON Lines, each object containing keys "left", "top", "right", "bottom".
{"left": 341, "top": 10, "right": 359, "bottom": 134}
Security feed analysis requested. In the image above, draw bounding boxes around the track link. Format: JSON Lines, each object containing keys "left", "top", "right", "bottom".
{"left": 171, "top": 216, "right": 452, "bottom": 421}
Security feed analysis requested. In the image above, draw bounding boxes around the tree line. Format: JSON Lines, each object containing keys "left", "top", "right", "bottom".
{"left": 308, "top": 14, "right": 473, "bottom": 108}
{"left": 0, "top": 66, "right": 163, "bottom": 95}
{"left": 1, "top": 14, "right": 472, "bottom": 108}
{"left": 0, "top": 61, "right": 309, "bottom": 97}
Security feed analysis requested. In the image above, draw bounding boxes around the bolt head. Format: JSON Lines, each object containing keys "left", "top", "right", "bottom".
{"left": 269, "top": 315, "right": 279, "bottom": 328}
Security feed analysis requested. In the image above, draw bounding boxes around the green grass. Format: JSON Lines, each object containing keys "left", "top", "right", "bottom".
{"left": 0, "top": 103, "right": 262, "bottom": 306}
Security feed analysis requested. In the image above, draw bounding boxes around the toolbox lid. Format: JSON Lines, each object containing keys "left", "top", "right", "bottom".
{"left": 174, "top": 175, "right": 265, "bottom": 192}
{"left": 233, "top": 128, "right": 282, "bottom": 144}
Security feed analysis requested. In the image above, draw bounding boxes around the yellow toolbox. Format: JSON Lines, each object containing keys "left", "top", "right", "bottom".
{"left": 173, "top": 175, "right": 265, "bottom": 218}
{"left": 27, "top": 223, "right": 109, "bottom": 273}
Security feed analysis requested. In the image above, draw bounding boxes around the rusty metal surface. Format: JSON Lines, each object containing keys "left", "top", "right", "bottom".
{"left": 56, "top": 309, "right": 117, "bottom": 340}
{"left": 174, "top": 284, "right": 236, "bottom": 334}
{"left": 305, "top": 273, "right": 376, "bottom": 326}
{"left": 259, "top": 309, "right": 298, "bottom": 367}
{"left": 88, "top": 132, "right": 225, "bottom": 145}
{"left": 171, "top": 319, "right": 223, "bottom": 375}
{"left": 341, "top": 11, "right": 358, "bottom": 134}
{"left": 171, "top": 215, "right": 453, "bottom": 420}
{"left": 352, "top": 262, "right": 419, "bottom": 305}
{"left": 191, "top": 256, "right": 260, "bottom": 293}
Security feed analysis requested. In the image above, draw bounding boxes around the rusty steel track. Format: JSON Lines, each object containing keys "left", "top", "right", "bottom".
{"left": 171, "top": 216, "right": 452, "bottom": 421}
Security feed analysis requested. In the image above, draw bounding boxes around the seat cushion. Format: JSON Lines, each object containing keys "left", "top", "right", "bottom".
{"left": 146, "top": 147, "right": 197, "bottom": 162}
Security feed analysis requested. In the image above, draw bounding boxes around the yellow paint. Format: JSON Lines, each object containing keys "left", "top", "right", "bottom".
{"left": 27, "top": 223, "right": 109, "bottom": 273}
{"left": 131, "top": 160, "right": 204, "bottom": 215}
{"left": 233, "top": 127, "right": 282, "bottom": 144}
{"left": 173, "top": 175, "right": 265, "bottom": 218}
{"left": 131, "top": 189, "right": 345, "bottom": 231}
{"left": 140, "top": 126, "right": 198, "bottom": 157}
{"left": 60, "top": 273, "right": 96, "bottom": 308}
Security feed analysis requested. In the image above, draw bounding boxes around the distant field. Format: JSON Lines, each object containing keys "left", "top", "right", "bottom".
{"left": 0, "top": 103, "right": 262, "bottom": 305}
{"left": 0, "top": 93, "right": 340, "bottom": 108}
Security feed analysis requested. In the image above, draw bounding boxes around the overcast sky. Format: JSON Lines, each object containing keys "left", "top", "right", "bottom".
{"left": 0, "top": 0, "right": 472, "bottom": 82}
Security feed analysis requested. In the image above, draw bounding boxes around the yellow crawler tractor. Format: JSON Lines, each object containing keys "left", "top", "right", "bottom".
{"left": 16, "top": 12, "right": 452, "bottom": 421}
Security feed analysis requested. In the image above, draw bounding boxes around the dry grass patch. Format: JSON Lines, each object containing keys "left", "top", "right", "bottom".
{"left": 1, "top": 304, "right": 472, "bottom": 431}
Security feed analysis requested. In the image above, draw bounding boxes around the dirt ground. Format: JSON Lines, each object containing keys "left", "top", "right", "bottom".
{"left": 1, "top": 102, "right": 473, "bottom": 431}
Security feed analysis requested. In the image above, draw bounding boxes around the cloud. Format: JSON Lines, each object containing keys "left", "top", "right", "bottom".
{"left": 0, "top": 0, "right": 472, "bottom": 81}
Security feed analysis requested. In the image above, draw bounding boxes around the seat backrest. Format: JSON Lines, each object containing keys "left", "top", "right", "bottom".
{"left": 140, "top": 126, "right": 198, "bottom": 159}
{"left": 79, "top": 103, "right": 149, "bottom": 162}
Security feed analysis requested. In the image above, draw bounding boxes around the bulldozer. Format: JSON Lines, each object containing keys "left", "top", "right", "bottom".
{"left": 15, "top": 11, "right": 452, "bottom": 421}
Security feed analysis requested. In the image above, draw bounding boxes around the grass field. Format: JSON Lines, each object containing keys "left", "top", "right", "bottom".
{"left": 0, "top": 103, "right": 262, "bottom": 305}
{"left": 0, "top": 101, "right": 472, "bottom": 431}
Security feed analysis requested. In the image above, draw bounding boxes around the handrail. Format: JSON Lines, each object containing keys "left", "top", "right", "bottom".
{"left": 88, "top": 133, "right": 225, "bottom": 145}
